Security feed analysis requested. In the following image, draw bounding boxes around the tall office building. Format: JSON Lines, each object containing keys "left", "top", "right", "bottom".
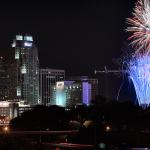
{"left": 11, "top": 35, "right": 40, "bottom": 105}
{"left": 40, "top": 69, "right": 65, "bottom": 106}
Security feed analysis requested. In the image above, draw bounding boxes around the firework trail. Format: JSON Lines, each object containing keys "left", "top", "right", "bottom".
{"left": 128, "top": 55, "right": 150, "bottom": 105}
{"left": 126, "top": 0, "right": 150, "bottom": 106}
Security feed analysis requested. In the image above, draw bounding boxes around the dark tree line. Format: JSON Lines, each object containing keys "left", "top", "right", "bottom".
{"left": 10, "top": 105, "right": 67, "bottom": 131}
{"left": 8, "top": 96, "right": 150, "bottom": 149}
{"left": 9, "top": 96, "right": 150, "bottom": 132}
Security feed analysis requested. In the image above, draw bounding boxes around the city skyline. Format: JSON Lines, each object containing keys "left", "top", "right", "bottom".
{"left": 0, "top": 0, "right": 135, "bottom": 76}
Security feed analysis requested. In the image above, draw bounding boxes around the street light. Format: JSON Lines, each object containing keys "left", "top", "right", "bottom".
{"left": 105, "top": 125, "right": 111, "bottom": 132}
{"left": 3, "top": 126, "right": 9, "bottom": 133}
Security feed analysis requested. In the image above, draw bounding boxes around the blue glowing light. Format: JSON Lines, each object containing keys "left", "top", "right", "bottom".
{"left": 24, "top": 42, "right": 32, "bottom": 47}
{"left": 128, "top": 55, "right": 150, "bottom": 105}
{"left": 56, "top": 82, "right": 66, "bottom": 107}
{"left": 82, "top": 82, "right": 91, "bottom": 105}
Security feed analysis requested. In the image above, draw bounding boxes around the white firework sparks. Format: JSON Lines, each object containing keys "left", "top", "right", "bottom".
{"left": 126, "top": 0, "right": 150, "bottom": 55}
{"left": 128, "top": 54, "right": 150, "bottom": 105}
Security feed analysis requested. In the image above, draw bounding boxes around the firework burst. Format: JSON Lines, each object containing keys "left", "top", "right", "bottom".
{"left": 128, "top": 54, "right": 150, "bottom": 105}
{"left": 125, "top": 0, "right": 150, "bottom": 106}
{"left": 126, "top": 0, "right": 150, "bottom": 55}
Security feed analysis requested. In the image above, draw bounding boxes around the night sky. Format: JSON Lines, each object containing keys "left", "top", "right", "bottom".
{"left": 0, "top": 0, "right": 135, "bottom": 76}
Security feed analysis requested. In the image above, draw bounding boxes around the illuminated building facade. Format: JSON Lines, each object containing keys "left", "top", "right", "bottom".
{"left": 11, "top": 35, "right": 40, "bottom": 105}
{"left": 51, "top": 80, "right": 92, "bottom": 107}
{"left": 0, "top": 101, "right": 31, "bottom": 125}
{"left": 40, "top": 69, "right": 65, "bottom": 106}
{"left": 67, "top": 76, "right": 99, "bottom": 101}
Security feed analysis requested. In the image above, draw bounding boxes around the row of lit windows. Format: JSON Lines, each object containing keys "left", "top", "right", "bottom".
{"left": 40, "top": 71, "right": 65, "bottom": 74}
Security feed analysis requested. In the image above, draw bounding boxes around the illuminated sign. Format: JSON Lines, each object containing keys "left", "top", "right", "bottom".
{"left": 24, "top": 42, "right": 32, "bottom": 47}
{"left": 56, "top": 82, "right": 64, "bottom": 88}
{"left": 24, "top": 36, "right": 33, "bottom": 41}
{"left": 16, "top": 35, "right": 23, "bottom": 41}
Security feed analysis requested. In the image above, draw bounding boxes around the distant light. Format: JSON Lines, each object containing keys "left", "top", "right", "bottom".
{"left": 0, "top": 101, "right": 9, "bottom": 107}
{"left": 12, "top": 41, "right": 16, "bottom": 47}
{"left": 56, "top": 82, "right": 64, "bottom": 89}
{"left": 15, "top": 49, "right": 19, "bottom": 59}
{"left": 3, "top": 126, "right": 9, "bottom": 132}
{"left": 17, "top": 86, "right": 21, "bottom": 96}
{"left": 21, "top": 64, "right": 27, "bottom": 74}
{"left": 98, "top": 143, "right": 106, "bottom": 149}
{"left": 24, "top": 42, "right": 32, "bottom": 47}
{"left": 24, "top": 36, "right": 33, "bottom": 41}
{"left": 15, "top": 53, "right": 19, "bottom": 59}
{"left": 16, "top": 35, "right": 23, "bottom": 41}
{"left": 36, "top": 69, "right": 38, "bottom": 74}
{"left": 105, "top": 125, "right": 111, "bottom": 132}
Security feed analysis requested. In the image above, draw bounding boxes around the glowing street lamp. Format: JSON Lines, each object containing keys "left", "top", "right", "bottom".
{"left": 105, "top": 125, "right": 111, "bottom": 132}
{"left": 3, "top": 126, "right": 9, "bottom": 133}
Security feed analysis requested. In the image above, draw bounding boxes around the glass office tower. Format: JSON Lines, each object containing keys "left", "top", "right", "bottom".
{"left": 11, "top": 35, "right": 40, "bottom": 105}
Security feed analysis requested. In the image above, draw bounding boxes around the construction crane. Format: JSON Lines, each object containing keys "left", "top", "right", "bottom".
{"left": 94, "top": 66, "right": 127, "bottom": 99}
{"left": 94, "top": 66, "right": 125, "bottom": 74}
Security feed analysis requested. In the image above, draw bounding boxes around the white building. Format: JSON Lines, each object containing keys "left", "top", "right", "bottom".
{"left": 0, "top": 101, "right": 31, "bottom": 125}
{"left": 40, "top": 69, "right": 65, "bottom": 106}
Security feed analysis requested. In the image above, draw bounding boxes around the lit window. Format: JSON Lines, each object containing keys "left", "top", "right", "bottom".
{"left": 12, "top": 41, "right": 16, "bottom": 48}
{"left": 17, "top": 86, "right": 21, "bottom": 96}
{"left": 16, "top": 35, "right": 23, "bottom": 40}
{"left": 24, "top": 36, "right": 33, "bottom": 41}
{"left": 15, "top": 49, "right": 19, "bottom": 59}
{"left": 24, "top": 42, "right": 32, "bottom": 47}
{"left": 21, "top": 64, "right": 27, "bottom": 74}
{"left": 36, "top": 70, "right": 38, "bottom": 74}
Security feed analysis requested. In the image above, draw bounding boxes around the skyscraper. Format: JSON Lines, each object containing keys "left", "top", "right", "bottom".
{"left": 40, "top": 69, "right": 65, "bottom": 106}
{"left": 11, "top": 35, "right": 39, "bottom": 105}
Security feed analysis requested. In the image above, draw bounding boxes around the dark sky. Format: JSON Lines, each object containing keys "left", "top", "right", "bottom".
{"left": 0, "top": 0, "right": 135, "bottom": 76}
